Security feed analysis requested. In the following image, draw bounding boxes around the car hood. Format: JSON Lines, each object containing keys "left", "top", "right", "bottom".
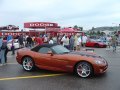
{"left": 69, "top": 51, "right": 101, "bottom": 58}
{"left": 97, "top": 42, "right": 106, "bottom": 45}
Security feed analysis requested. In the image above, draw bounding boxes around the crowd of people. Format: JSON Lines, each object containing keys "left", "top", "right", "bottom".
{"left": 18, "top": 33, "right": 88, "bottom": 51}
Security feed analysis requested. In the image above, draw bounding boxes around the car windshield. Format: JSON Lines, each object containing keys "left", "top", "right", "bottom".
{"left": 90, "top": 39, "right": 96, "bottom": 42}
{"left": 51, "top": 45, "right": 70, "bottom": 54}
{"left": 96, "top": 39, "right": 105, "bottom": 43}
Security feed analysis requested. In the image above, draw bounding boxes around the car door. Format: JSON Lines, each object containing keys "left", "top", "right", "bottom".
{"left": 50, "top": 54, "right": 69, "bottom": 71}
{"left": 34, "top": 47, "right": 52, "bottom": 67}
{"left": 86, "top": 39, "right": 93, "bottom": 47}
{"left": 14, "top": 42, "right": 20, "bottom": 49}
{"left": 34, "top": 47, "right": 69, "bottom": 71}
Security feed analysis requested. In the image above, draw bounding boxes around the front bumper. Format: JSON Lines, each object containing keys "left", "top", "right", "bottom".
{"left": 99, "top": 44, "right": 107, "bottom": 48}
{"left": 16, "top": 55, "right": 23, "bottom": 65}
{"left": 94, "top": 62, "right": 108, "bottom": 74}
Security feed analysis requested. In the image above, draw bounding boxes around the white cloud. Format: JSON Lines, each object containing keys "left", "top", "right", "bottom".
{"left": 0, "top": 0, "right": 60, "bottom": 12}
{"left": 0, "top": 0, "right": 120, "bottom": 29}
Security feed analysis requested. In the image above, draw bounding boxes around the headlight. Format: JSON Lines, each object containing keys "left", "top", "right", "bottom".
{"left": 95, "top": 58, "right": 106, "bottom": 65}
{"left": 95, "top": 60, "right": 103, "bottom": 64}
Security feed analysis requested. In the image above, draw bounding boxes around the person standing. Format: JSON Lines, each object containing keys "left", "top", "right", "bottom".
{"left": 61, "top": 35, "right": 69, "bottom": 49}
{"left": 52, "top": 36, "right": 57, "bottom": 44}
{"left": 106, "top": 35, "right": 112, "bottom": 48}
{"left": 82, "top": 34, "right": 88, "bottom": 47}
{"left": 31, "top": 36, "right": 35, "bottom": 46}
{"left": 0, "top": 36, "right": 2, "bottom": 64}
{"left": 7, "top": 35, "right": 12, "bottom": 42}
{"left": 111, "top": 35, "right": 117, "bottom": 52}
{"left": 11, "top": 39, "right": 15, "bottom": 55}
{"left": 74, "top": 34, "right": 78, "bottom": 51}
{"left": 26, "top": 35, "right": 32, "bottom": 48}
{"left": 0, "top": 40, "right": 7, "bottom": 66}
{"left": 3, "top": 40, "right": 9, "bottom": 62}
{"left": 43, "top": 35, "right": 48, "bottom": 43}
{"left": 69, "top": 35, "right": 75, "bottom": 50}
{"left": 36, "top": 35, "right": 43, "bottom": 45}
{"left": 76, "top": 35, "right": 82, "bottom": 51}
{"left": 49, "top": 36, "right": 54, "bottom": 44}
{"left": 18, "top": 34, "right": 24, "bottom": 48}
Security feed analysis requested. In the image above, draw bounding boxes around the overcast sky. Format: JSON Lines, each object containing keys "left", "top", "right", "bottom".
{"left": 0, "top": 0, "right": 120, "bottom": 30}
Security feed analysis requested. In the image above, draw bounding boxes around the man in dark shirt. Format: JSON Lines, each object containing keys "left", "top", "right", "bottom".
{"left": 26, "top": 35, "right": 32, "bottom": 47}
{"left": 18, "top": 34, "right": 24, "bottom": 48}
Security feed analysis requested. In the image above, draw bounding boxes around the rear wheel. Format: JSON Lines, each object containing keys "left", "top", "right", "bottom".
{"left": 22, "top": 57, "right": 35, "bottom": 71}
{"left": 75, "top": 62, "right": 93, "bottom": 78}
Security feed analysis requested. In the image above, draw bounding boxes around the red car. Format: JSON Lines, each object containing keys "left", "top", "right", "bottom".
{"left": 85, "top": 39, "right": 107, "bottom": 48}
{"left": 16, "top": 44, "right": 108, "bottom": 78}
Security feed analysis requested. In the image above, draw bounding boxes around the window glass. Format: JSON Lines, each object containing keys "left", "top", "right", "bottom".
{"left": 38, "top": 47, "right": 51, "bottom": 54}
{"left": 51, "top": 45, "right": 70, "bottom": 54}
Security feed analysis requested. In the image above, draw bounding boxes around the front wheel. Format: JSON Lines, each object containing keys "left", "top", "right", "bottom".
{"left": 22, "top": 57, "right": 35, "bottom": 71}
{"left": 75, "top": 62, "right": 93, "bottom": 78}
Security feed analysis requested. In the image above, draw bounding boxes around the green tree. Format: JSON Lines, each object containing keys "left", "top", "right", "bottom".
{"left": 92, "top": 27, "right": 95, "bottom": 30}
{"left": 100, "top": 32, "right": 105, "bottom": 36}
{"left": 79, "top": 27, "right": 83, "bottom": 31}
{"left": 97, "top": 31, "right": 101, "bottom": 35}
{"left": 74, "top": 25, "right": 78, "bottom": 29}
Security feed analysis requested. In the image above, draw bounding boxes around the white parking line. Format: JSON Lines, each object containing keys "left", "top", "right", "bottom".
{"left": 7, "top": 56, "right": 16, "bottom": 57}
{"left": 7, "top": 63, "right": 18, "bottom": 65}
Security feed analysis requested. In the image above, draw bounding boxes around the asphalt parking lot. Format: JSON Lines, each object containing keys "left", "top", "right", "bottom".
{"left": 0, "top": 47, "right": 120, "bottom": 90}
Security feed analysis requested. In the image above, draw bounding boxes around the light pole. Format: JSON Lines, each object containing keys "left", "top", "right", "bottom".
{"left": 118, "top": 24, "right": 120, "bottom": 37}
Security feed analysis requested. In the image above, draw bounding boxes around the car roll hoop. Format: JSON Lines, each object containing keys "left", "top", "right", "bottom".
{"left": 47, "top": 51, "right": 54, "bottom": 56}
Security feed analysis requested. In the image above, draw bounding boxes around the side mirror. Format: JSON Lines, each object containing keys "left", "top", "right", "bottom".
{"left": 47, "top": 51, "right": 53, "bottom": 56}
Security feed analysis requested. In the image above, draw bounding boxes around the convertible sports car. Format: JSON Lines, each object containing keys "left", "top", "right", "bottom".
{"left": 85, "top": 39, "right": 107, "bottom": 48}
{"left": 16, "top": 44, "right": 108, "bottom": 78}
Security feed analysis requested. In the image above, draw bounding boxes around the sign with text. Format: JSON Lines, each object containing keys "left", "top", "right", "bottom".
{"left": 24, "top": 22, "right": 59, "bottom": 28}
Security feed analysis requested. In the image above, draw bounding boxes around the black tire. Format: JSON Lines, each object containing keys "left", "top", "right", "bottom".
{"left": 22, "top": 57, "right": 35, "bottom": 71}
{"left": 94, "top": 44, "right": 99, "bottom": 48}
{"left": 75, "top": 62, "right": 93, "bottom": 78}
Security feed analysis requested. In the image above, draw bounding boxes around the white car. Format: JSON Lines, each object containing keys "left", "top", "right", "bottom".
{"left": 7, "top": 39, "right": 21, "bottom": 50}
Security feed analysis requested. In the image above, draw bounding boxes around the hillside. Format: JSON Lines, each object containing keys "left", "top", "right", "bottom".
{"left": 89, "top": 26, "right": 120, "bottom": 31}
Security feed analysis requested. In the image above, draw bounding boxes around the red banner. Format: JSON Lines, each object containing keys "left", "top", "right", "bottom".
{"left": 24, "top": 22, "right": 59, "bottom": 28}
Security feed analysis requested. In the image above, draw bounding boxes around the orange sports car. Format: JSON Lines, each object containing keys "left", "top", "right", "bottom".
{"left": 16, "top": 44, "right": 108, "bottom": 78}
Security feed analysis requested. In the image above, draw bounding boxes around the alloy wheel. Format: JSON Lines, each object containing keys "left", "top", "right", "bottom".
{"left": 22, "top": 57, "right": 34, "bottom": 71}
{"left": 76, "top": 62, "right": 93, "bottom": 78}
